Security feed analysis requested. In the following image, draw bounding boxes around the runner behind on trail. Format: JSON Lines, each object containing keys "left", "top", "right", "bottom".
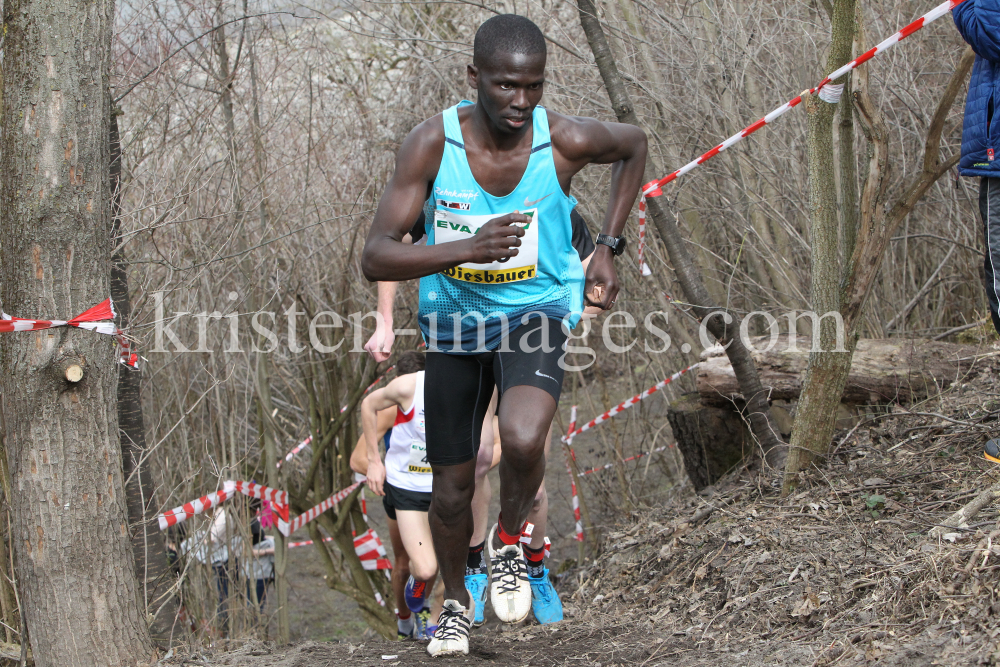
{"left": 361, "top": 13, "right": 646, "bottom": 657}
{"left": 356, "top": 351, "right": 439, "bottom": 640}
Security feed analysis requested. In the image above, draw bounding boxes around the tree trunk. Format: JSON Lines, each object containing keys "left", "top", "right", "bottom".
{"left": 0, "top": 0, "right": 155, "bottom": 660}
{"left": 247, "top": 33, "right": 291, "bottom": 643}
{"left": 782, "top": 18, "right": 973, "bottom": 494}
{"left": 110, "top": 112, "right": 180, "bottom": 646}
{"left": 575, "top": 0, "right": 786, "bottom": 466}
{"left": 781, "top": 0, "right": 858, "bottom": 494}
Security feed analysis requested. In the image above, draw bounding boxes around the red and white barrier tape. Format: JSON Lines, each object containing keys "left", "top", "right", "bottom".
{"left": 635, "top": 0, "right": 966, "bottom": 271}
{"left": 562, "top": 365, "right": 696, "bottom": 442}
{"left": 642, "top": 0, "right": 964, "bottom": 197}
{"left": 0, "top": 298, "right": 139, "bottom": 368}
{"left": 278, "top": 367, "right": 399, "bottom": 470}
{"left": 563, "top": 406, "right": 584, "bottom": 542}
{"left": 636, "top": 199, "right": 651, "bottom": 277}
{"left": 0, "top": 298, "right": 117, "bottom": 334}
{"left": 577, "top": 445, "right": 671, "bottom": 477}
{"left": 285, "top": 530, "right": 392, "bottom": 572}
{"left": 276, "top": 480, "right": 363, "bottom": 536}
{"left": 277, "top": 436, "right": 311, "bottom": 468}
{"left": 288, "top": 536, "right": 334, "bottom": 549}
{"left": 118, "top": 336, "right": 140, "bottom": 369}
{"left": 354, "top": 527, "right": 392, "bottom": 570}
{"left": 157, "top": 480, "right": 289, "bottom": 531}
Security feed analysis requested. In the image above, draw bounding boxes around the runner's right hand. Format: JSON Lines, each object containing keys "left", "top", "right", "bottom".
{"left": 363, "top": 319, "right": 394, "bottom": 362}
{"left": 465, "top": 213, "right": 527, "bottom": 264}
{"left": 366, "top": 458, "right": 387, "bottom": 496}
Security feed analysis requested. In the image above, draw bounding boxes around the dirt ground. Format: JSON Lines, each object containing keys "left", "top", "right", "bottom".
{"left": 162, "top": 357, "right": 1000, "bottom": 666}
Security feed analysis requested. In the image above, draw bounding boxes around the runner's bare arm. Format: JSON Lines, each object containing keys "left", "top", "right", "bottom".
{"left": 350, "top": 407, "right": 398, "bottom": 475}
{"left": 362, "top": 119, "right": 527, "bottom": 282}
{"left": 364, "top": 281, "right": 399, "bottom": 362}
{"left": 360, "top": 376, "right": 416, "bottom": 495}
{"left": 551, "top": 114, "right": 647, "bottom": 309}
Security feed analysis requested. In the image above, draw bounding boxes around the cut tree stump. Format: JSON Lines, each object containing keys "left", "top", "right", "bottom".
{"left": 696, "top": 335, "right": 994, "bottom": 407}
{"left": 666, "top": 393, "right": 750, "bottom": 491}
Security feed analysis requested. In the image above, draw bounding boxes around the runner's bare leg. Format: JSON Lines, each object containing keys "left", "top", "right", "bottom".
{"left": 470, "top": 392, "right": 499, "bottom": 545}
{"left": 429, "top": 460, "right": 477, "bottom": 606}
{"left": 495, "top": 386, "right": 557, "bottom": 544}
{"left": 524, "top": 426, "right": 551, "bottom": 548}
{"left": 387, "top": 519, "right": 410, "bottom": 614}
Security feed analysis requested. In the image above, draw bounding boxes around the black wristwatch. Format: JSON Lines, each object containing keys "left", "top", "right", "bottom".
{"left": 595, "top": 234, "right": 627, "bottom": 256}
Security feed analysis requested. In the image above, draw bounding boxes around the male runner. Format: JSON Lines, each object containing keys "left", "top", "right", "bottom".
{"left": 367, "top": 209, "right": 598, "bottom": 627}
{"left": 355, "top": 351, "right": 439, "bottom": 639}
{"left": 361, "top": 13, "right": 646, "bottom": 656}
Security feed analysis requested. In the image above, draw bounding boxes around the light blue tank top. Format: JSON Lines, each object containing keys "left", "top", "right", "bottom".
{"left": 418, "top": 101, "right": 584, "bottom": 353}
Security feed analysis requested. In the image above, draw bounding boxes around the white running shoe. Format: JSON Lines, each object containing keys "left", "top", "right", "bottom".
{"left": 487, "top": 523, "right": 532, "bottom": 623}
{"left": 427, "top": 598, "right": 474, "bottom": 657}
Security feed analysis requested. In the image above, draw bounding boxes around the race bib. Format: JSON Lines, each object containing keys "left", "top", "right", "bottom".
{"left": 407, "top": 440, "right": 431, "bottom": 474}
{"left": 408, "top": 410, "right": 430, "bottom": 473}
{"left": 434, "top": 208, "right": 539, "bottom": 284}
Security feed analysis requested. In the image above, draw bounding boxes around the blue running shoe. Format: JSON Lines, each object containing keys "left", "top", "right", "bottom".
{"left": 464, "top": 573, "right": 488, "bottom": 626}
{"left": 529, "top": 570, "right": 563, "bottom": 624}
{"left": 413, "top": 607, "right": 432, "bottom": 640}
{"left": 405, "top": 576, "right": 428, "bottom": 614}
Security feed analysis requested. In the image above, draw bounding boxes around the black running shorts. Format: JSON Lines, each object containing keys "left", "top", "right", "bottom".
{"left": 382, "top": 481, "right": 432, "bottom": 520}
{"left": 424, "top": 315, "right": 567, "bottom": 467}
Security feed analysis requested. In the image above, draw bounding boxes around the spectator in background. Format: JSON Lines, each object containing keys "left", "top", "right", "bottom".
{"left": 953, "top": 1, "right": 1000, "bottom": 462}
{"left": 208, "top": 506, "right": 241, "bottom": 634}
{"left": 246, "top": 521, "right": 275, "bottom": 614}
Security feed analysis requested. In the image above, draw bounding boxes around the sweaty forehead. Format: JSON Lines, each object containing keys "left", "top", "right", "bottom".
{"left": 479, "top": 50, "right": 546, "bottom": 78}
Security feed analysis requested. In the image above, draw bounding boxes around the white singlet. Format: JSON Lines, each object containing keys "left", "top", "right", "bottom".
{"left": 384, "top": 371, "right": 432, "bottom": 493}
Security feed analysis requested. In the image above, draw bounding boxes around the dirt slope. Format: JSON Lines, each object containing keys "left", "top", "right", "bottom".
{"left": 164, "top": 370, "right": 1000, "bottom": 667}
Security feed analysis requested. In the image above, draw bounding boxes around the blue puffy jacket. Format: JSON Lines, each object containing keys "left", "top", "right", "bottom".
{"left": 955, "top": 1, "right": 1000, "bottom": 177}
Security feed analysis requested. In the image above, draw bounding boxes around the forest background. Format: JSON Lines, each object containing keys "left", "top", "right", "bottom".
{"left": 0, "top": 0, "right": 987, "bottom": 657}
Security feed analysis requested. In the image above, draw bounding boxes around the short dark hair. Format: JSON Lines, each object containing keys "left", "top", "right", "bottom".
{"left": 473, "top": 14, "right": 546, "bottom": 69}
{"left": 396, "top": 350, "right": 426, "bottom": 376}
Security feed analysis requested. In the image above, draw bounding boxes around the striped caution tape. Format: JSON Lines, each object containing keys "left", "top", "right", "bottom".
{"left": 577, "top": 445, "right": 671, "bottom": 477}
{"left": 276, "top": 480, "right": 363, "bottom": 536}
{"left": 288, "top": 529, "right": 392, "bottom": 570}
{"left": 277, "top": 436, "right": 311, "bottom": 469}
{"left": 157, "top": 480, "right": 290, "bottom": 531}
{"left": 642, "top": 0, "right": 965, "bottom": 198}
{"left": 563, "top": 406, "right": 584, "bottom": 543}
{"left": 287, "top": 536, "right": 334, "bottom": 549}
{"left": 277, "top": 365, "right": 398, "bottom": 469}
{"left": 354, "top": 528, "right": 392, "bottom": 570}
{"left": 562, "top": 365, "right": 697, "bottom": 442}
{"left": 635, "top": 0, "right": 967, "bottom": 272}
{"left": 0, "top": 298, "right": 118, "bottom": 334}
{"left": 1, "top": 298, "right": 140, "bottom": 368}
{"left": 636, "top": 199, "right": 651, "bottom": 277}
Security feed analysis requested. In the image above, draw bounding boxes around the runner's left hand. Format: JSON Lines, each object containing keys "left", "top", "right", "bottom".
{"left": 584, "top": 247, "right": 620, "bottom": 310}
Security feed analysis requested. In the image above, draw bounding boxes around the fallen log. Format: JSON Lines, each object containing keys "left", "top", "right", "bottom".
{"left": 697, "top": 335, "right": 994, "bottom": 407}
